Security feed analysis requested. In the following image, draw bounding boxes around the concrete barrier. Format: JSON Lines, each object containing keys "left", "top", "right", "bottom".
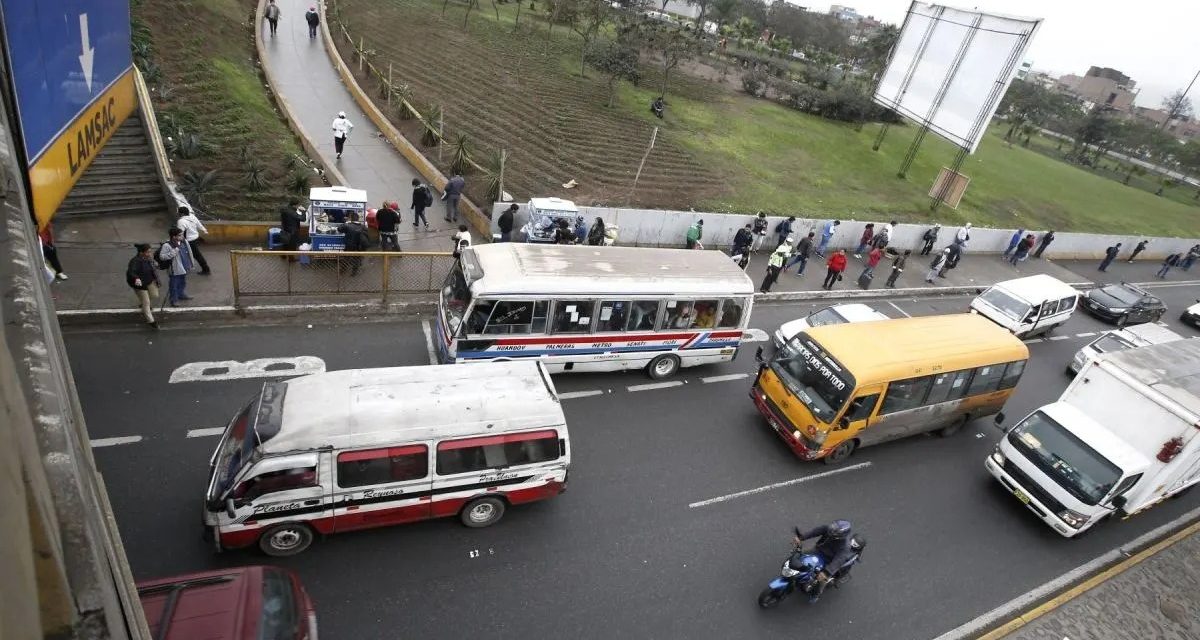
{"left": 491, "top": 202, "right": 1200, "bottom": 261}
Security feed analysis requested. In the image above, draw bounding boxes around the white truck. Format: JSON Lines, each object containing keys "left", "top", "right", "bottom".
{"left": 987, "top": 338, "right": 1200, "bottom": 537}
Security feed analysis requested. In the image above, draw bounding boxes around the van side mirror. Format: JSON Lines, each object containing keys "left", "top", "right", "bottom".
{"left": 755, "top": 346, "right": 764, "bottom": 363}
{"left": 225, "top": 497, "right": 237, "bottom": 519}
{"left": 993, "top": 413, "right": 1006, "bottom": 429}
{"left": 1110, "top": 495, "right": 1128, "bottom": 517}
{"left": 838, "top": 416, "right": 851, "bottom": 430}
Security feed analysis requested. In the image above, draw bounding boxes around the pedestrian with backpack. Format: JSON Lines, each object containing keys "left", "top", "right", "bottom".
{"left": 126, "top": 243, "right": 160, "bottom": 329}
{"left": 157, "top": 227, "right": 194, "bottom": 306}
{"left": 305, "top": 6, "right": 320, "bottom": 38}
{"left": 337, "top": 212, "right": 369, "bottom": 275}
{"left": 410, "top": 178, "right": 432, "bottom": 229}
{"left": 775, "top": 216, "right": 795, "bottom": 248}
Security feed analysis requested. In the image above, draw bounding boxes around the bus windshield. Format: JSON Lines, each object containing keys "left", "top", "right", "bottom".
{"left": 1008, "top": 411, "right": 1122, "bottom": 506}
{"left": 441, "top": 264, "right": 472, "bottom": 335}
{"left": 210, "top": 400, "right": 259, "bottom": 501}
{"left": 772, "top": 337, "right": 853, "bottom": 422}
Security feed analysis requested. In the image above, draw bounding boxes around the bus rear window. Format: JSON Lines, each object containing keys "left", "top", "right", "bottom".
{"left": 436, "top": 430, "right": 561, "bottom": 475}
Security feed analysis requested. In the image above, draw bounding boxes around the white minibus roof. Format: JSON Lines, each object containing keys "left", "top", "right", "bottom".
{"left": 261, "top": 362, "right": 565, "bottom": 454}
{"left": 990, "top": 274, "right": 1077, "bottom": 302}
{"left": 465, "top": 243, "right": 755, "bottom": 297}
{"left": 528, "top": 197, "right": 578, "bottom": 213}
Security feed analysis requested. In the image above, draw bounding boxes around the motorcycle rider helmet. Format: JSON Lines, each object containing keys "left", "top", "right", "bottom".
{"left": 828, "top": 520, "right": 852, "bottom": 539}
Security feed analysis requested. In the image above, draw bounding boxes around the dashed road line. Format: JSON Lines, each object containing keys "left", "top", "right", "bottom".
{"left": 887, "top": 301, "right": 912, "bottom": 318}
{"left": 187, "top": 427, "right": 226, "bottom": 438}
{"left": 169, "top": 357, "right": 325, "bottom": 383}
{"left": 1023, "top": 338, "right": 1044, "bottom": 344}
{"left": 689, "top": 462, "right": 873, "bottom": 508}
{"left": 1048, "top": 335, "right": 1071, "bottom": 341}
{"left": 559, "top": 389, "right": 605, "bottom": 400}
{"left": 420, "top": 320, "right": 439, "bottom": 366}
{"left": 702, "top": 373, "right": 750, "bottom": 384}
{"left": 628, "top": 380, "right": 685, "bottom": 392}
{"left": 1075, "top": 332, "right": 1097, "bottom": 338}
{"left": 90, "top": 436, "right": 143, "bottom": 448}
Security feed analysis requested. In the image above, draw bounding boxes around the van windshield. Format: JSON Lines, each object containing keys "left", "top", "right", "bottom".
{"left": 211, "top": 400, "right": 257, "bottom": 500}
{"left": 1007, "top": 411, "right": 1122, "bottom": 506}
{"left": 979, "top": 288, "right": 1031, "bottom": 322}
{"left": 772, "top": 336, "right": 853, "bottom": 423}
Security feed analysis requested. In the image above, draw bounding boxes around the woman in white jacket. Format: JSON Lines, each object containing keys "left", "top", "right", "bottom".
{"left": 175, "top": 206, "right": 210, "bottom": 275}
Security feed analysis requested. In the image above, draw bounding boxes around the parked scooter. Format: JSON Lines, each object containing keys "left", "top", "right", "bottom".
{"left": 757, "top": 528, "right": 865, "bottom": 608}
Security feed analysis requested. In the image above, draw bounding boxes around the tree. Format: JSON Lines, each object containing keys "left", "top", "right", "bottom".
{"left": 585, "top": 41, "right": 641, "bottom": 107}
{"left": 709, "top": 0, "right": 738, "bottom": 35}
{"left": 568, "top": 0, "right": 611, "bottom": 76}
{"left": 1163, "top": 89, "right": 1195, "bottom": 122}
{"left": 1072, "top": 107, "right": 1116, "bottom": 164}
{"left": 854, "top": 24, "right": 897, "bottom": 77}
{"left": 644, "top": 23, "right": 706, "bottom": 97}
{"left": 686, "top": 0, "right": 713, "bottom": 36}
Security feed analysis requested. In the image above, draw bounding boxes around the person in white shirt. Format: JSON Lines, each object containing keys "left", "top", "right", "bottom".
{"left": 452, "top": 224, "right": 472, "bottom": 257}
{"left": 331, "top": 111, "right": 354, "bottom": 159}
{"left": 176, "top": 206, "right": 211, "bottom": 275}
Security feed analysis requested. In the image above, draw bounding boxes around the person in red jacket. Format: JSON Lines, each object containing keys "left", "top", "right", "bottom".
{"left": 823, "top": 250, "right": 847, "bottom": 290}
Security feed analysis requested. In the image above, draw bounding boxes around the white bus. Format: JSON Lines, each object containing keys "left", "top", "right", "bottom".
{"left": 436, "top": 244, "right": 755, "bottom": 379}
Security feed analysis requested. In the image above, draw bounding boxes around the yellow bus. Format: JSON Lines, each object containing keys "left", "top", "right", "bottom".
{"left": 750, "top": 314, "right": 1030, "bottom": 464}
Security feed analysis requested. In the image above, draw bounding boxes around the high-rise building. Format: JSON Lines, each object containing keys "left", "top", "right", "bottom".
{"left": 1086, "top": 66, "right": 1134, "bottom": 90}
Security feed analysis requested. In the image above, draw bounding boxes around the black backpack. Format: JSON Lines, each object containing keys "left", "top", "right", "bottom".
{"left": 421, "top": 186, "right": 434, "bottom": 207}
{"left": 155, "top": 243, "right": 173, "bottom": 270}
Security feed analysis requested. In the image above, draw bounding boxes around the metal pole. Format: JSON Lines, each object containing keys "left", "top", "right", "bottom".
{"left": 388, "top": 63, "right": 393, "bottom": 105}
{"left": 872, "top": 121, "right": 892, "bottom": 151}
{"left": 359, "top": 37, "right": 364, "bottom": 73}
{"left": 230, "top": 251, "right": 240, "bottom": 308}
{"left": 499, "top": 149, "right": 507, "bottom": 202}
{"left": 438, "top": 112, "right": 444, "bottom": 161}
{"left": 628, "top": 126, "right": 658, "bottom": 204}
{"left": 381, "top": 254, "right": 390, "bottom": 306}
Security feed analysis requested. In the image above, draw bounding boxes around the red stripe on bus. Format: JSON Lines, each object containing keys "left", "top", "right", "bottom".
{"left": 437, "top": 429, "right": 559, "bottom": 451}
{"left": 490, "top": 331, "right": 740, "bottom": 346}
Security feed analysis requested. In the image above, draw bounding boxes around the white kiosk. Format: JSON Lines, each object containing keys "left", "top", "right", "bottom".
{"left": 307, "top": 186, "right": 368, "bottom": 251}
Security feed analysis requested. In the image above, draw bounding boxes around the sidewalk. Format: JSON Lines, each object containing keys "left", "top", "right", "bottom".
{"left": 994, "top": 521, "right": 1200, "bottom": 640}
{"left": 257, "top": 5, "right": 460, "bottom": 251}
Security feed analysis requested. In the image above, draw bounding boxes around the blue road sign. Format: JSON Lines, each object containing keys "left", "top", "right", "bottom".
{"left": 0, "top": 0, "right": 132, "bottom": 164}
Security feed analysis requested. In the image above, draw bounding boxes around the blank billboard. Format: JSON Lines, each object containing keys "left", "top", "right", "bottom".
{"left": 874, "top": 2, "right": 1041, "bottom": 153}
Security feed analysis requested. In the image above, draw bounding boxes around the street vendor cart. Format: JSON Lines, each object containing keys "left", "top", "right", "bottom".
{"left": 307, "top": 186, "right": 368, "bottom": 251}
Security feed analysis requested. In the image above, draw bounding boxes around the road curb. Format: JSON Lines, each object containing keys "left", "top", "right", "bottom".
{"left": 755, "top": 281, "right": 1095, "bottom": 302}
{"left": 55, "top": 299, "right": 438, "bottom": 326}
{"left": 933, "top": 504, "right": 1200, "bottom": 640}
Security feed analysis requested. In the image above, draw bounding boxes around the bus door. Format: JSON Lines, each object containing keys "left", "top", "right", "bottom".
{"left": 833, "top": 385, "right": 883, "bottom": 445}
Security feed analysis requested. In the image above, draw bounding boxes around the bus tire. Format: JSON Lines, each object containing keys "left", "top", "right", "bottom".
{"left": 461, "top": 496, "right": 506, "bottom": 528}
{"left": 258, "top": 522, "right": 314, "bottom": 557}
{"left": 646, "top": 354, "right": 681, "bottom": 380}
{"left": 939, "top": 415, "right": 970, "bottom": 438}
{"left": 823, "top": 440, "right": 856, "bottom": 465}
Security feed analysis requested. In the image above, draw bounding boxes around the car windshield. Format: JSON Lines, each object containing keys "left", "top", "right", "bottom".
{"left": 807, "top": 308, "right": 846, "bottom": 327}
{"left": 773, "top": 336, "right": 853, "bottom": 423}
{"left": 979, "top": 288, "right": 1030, "bottom": 322}
{"left": 441, "top": 263, "right": 471, "bottom": 335}
{"left": 1090, "top": 334, "right": 1135, "bottom": 354}
{"left": 1101, "top": 286, "right": 1141, "bottom": 305}
{"left": 259, "top": 569, "right": 301, "bottom": 639}
{"left": 1007, "top": 411, "right": 1122, "bottom": 506}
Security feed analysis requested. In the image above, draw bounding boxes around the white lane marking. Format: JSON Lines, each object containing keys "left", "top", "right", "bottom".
{"left": 421, "top": 319, "right": 439, "bottom": 366}
{"left": 187, "top": 427, "right": 226, "bottom": 438}
{"left": 628, "top": 380, "right": 685, "bottom": 392}
{"left": 169, "top": 357, "right": 325, "bottom": 383}
{"left": 1023, "top": 338, "right": 1044, "bottom": 344}
{"left": 689, "top": 462, "right": 872, "bottom": 508}
{"left": 887, "top": 301, "right": 912, "bottom": 318}
{"left": 742, "top": 328, "right": 770, "bottom": 343}
{"left": 90, "top": 436, "right": 143, "bottom": 448}
{"left": 559, "top": 389, "right": 604, "bottom": 400}
{"left": 702, "top": 373, "right": 750, "bottom": 384}
{"left": 1048, "top": 335, "right": 1070, "bottom": 341}
{"left": 1075, "top": 332, "right": 1097, "bottom": 338}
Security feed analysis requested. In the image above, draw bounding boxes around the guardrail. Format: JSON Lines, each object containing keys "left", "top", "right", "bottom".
{"left": 230, "top": 250, "right": 454, "bottom": 307}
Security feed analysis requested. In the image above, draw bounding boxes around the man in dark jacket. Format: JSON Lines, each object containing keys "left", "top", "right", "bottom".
{"left": 731, "top": 223, "right": 753, "bottom": 268}
{"left": 410, "top": 178, "right": 431, "bottom": 229}
{"left": 886, "top": 250, "right": 909, "bottom": 287}
{"left": 305, "top": 6, "right": 320, "bottom": 38}
{"left": 1099, "top": 243, "right": 1121, "bottom": 271}
{"left": 1033, "top": 230, "right": 1055, "bottom": 258}
{"left": 337, "top": 213, "right": 368, "bottom": 275}
{"left": 920, "top": 224, "right": 940, "bottom": 255}
{"left": 279, "top": 200, "right": 305, "bottom": 251}
{"left": 376, "top": 201, "right": 400, "bottom": 251}
{"left": 497, "top": 204, "right": 517, "bottom": 242}
{"left": 126, "top": 243, "right": 160, "bottom": 329}
{"left": 1128, "top": 239, "right": 1149, "bottom": 263}
{"left": 939, "top": 242, "right": 962, "bottom": 278}
{"left": 786, "top": 231, "right": 814, "bottom": 275}
{"left": 793, "top": 520, "right": 857, "bottom": 601}
{"left": 443, "top": 173, "right": 466, "bottom": 222}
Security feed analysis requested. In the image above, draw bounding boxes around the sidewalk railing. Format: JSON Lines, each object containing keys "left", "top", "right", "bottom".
{"left": 230, "top": 250, "right": 454, "bottom": 307}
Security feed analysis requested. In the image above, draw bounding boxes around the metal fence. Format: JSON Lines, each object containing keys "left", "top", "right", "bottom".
{"left": 230, "top": 250, "right": 455, "bottom": 306}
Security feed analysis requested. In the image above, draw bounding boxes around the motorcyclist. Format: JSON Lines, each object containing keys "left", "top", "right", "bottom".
{"left": 792, "top": 520, "right": 855, "bottom": 601}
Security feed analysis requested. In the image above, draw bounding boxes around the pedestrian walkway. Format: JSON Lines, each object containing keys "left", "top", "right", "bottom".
{"left": 258, "top": 5, "right": 459, "bottom": 251}
{"left": 993, "top": 520, "right": 1200, "bottom": 640}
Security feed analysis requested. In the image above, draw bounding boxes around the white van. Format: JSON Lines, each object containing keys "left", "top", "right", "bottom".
{"left": 970, "top": 275, "right": 1078, "bottom": 338}
{"left": 1067, "top": 323, "right": 1184, "bottom": 375}
{"left": 202, "top": 362, "right": 570, "bottom": 557}
{"left": 521, "top": 197, "right": 579, "bottom": 243}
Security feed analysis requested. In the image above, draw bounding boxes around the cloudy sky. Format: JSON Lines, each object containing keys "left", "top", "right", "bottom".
{"left": 820, "top": 0, "right": 1200, "bottom": 108}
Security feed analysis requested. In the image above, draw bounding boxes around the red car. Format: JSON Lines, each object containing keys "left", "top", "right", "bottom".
{"left": 137, "top": 566, "right": 317, "bottom": 639}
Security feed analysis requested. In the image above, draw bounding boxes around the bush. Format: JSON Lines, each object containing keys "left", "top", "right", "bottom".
{"left": 741, "top": 69, "right": 768, "bottom": 97}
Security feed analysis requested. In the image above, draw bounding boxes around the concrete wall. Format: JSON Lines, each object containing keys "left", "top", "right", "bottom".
{"left": 491, "top": 203, "right": 1200, "bottom": 260}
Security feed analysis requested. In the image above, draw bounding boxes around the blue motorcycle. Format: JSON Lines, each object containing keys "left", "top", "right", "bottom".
{"left": 757, "top": 530, "right": 865, "bottom": 608}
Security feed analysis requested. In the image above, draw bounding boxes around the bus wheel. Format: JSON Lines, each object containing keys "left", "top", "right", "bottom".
{"left": 823, "top": 440, "right": 856, "bottom": 465}
{"left": 939, "top": 415, "right": 970, "bottom": 438}
{"left": 646, "top": 354, "right": 681, "bottom": 380}
{"left": 259, "top": 523, "right": 314, "bottom": 557}
{"left": 461, "top": 496, "right": 506, "bottom": 528}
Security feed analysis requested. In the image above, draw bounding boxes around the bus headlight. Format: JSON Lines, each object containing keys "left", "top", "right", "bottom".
{"left": 809, "top": 428, "right": 828, "bottom": 445}
{"left": 1058, "top": 509, "right": 1089, "bottom": 529}
{"left": 990, "top": 450, "right": 1005, "bottom": 466}
{"left": 792, "top": 430, "right": 803, "bottom": 441}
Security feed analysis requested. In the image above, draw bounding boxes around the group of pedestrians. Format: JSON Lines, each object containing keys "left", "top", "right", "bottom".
{"left": 123, "top": 206, "right": 213, "bottom": 328}
{"left": 264, "top": 0, "right": 321, "bottom": 39}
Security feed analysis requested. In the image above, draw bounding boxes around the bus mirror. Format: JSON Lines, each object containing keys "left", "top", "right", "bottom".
{"left": 1110, "top": 495, "right": 1127, "bottom": 512}
{"left": 839, "top": 416, "right": 850, "bottom": 430}
{"left": 225, "top": 497, "right": 237, "bottom": 519}
{"left": 755, "top": 346, "right": 764, "bottom": 363}
{"left": 993, "top": 413, "right": 1006, "bottom": 429}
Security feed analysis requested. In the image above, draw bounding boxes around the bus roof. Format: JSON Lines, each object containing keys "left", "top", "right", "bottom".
{"left": 804, "top": 313, "right": 1029, "bottom": 384}
{"left": 262, "top": 362, "right": 566, "bottom": 454}
{"left": 465, "top": 243, "right": 755, "bottom": 297}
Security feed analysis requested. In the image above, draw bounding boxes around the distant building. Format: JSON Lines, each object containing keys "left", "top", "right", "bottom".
{"left": 1086, "top": 66, "right": 1134, "bottom": 90}
{"left": 1132, "top": 106, "right": 1200, "bottom": 141}
{"left": 660, "top": 0, "right": 699, "bottom": 20}
{"left": 829, "top": 4, "right": 862, "bottom": 22}
{"left": 1056, "top": 71, "right": 1136, "bottom": 113}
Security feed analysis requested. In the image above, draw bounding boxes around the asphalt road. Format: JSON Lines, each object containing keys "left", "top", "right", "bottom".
{"left": 66, "top": 282, "right": 1200, "bottom": 639}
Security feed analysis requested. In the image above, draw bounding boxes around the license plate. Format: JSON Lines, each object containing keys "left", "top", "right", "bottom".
{"left": 1013, "top": 489, "right": 1031, "bottom": 504}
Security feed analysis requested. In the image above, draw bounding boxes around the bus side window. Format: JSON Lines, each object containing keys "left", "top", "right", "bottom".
{"left": 552, "top": 300, "right": 595, "bottom": 334}
{"left": 626, "top": 301, "right": 660, "bottom": 332}
{"left": 531, "top": 300, "right": 549, "bottom": 333}
{"left": 967, "top": 364, "right": 1004, "bottom": 395}
{"left": 879, "top": 376, "right": 934, "bottom": 415}
{"left": 998, "top": 360, "right": 1026, "bottom": 390}
{"left": 690, "top": 300, "right": 719, "bottom": 328}
{"left": 1060, "top": 296, "right": 1077, "bottom": 314}
{"left": 483, "top": 301, "right": 535, "bottom": 334}
{"left": 466, "top": 300, "right": 495, "bottom": 335}
{"left": 233, "top": 466, "right": 318, "bottom": 502}
{"left": 598, "top": 301, "right": 631, "bottom": 332}
{"left": 664, "top": 300, "right": 695, "bottom": 329}
{"left": 717, "top": 298, "right": 745, "bottom": 328}
{"left": 925, "top": 370, "right": 971, "bottom": 405}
